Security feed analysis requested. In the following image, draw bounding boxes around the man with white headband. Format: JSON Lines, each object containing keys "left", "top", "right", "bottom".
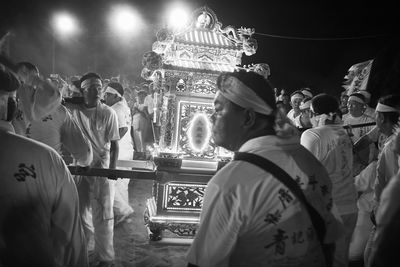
{"left": 187, "top": 69, "right": 343, "bottom": 267}
{"left": 67, "top": 72, "right": 120, "bottom": 267}
{"left": 301, "top": 93, "right": 357, "bottom": 267}
{"left": 363, "top": 94, "right": 400, "bottom": 266}
{"left": 0, "top": 58, "right": 87, "bottom": 266}
{"left": 349, "top": 94, "right": 398, "bottom": 263}
{"left": 286, "top": 90, "right": 304, "bottom": 126}
{"left": 296, "top": 96, "right": 313, "bottom": 129}
{"left": 357, "top": 90, "right": 375, "bottom": 118}
{"left": 343, "top": 92, "right": 375, "bottom": 144}
{"left": 104, "top": 82, "right": 135, "bottom": 225}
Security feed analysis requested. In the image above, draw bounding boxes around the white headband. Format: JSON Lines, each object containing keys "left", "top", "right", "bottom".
{"left": 104, "top": 86, "right": 122, "bottom": 98}
{"left": 348, "top": 95, "right": 365, "bottom": 104}
{"left": 302, "top": 90, "right": 313, "bottom": 98}
{"left": 219, "top": 76, "right": 273, "bottom": 115}
{"left": 376, "top": 103, "right": 399, "bottom": 113}
{"left": 300, "top": 100, "right": 311, "bottom": 110}
{"left": 81, "top": 77, "right": 102, "bottom": 90}
{"left": 291, "top": 93, "right": 303, "bottom": 102}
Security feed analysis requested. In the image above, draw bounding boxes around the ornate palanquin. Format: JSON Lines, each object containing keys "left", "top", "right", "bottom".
{"left": 142, "top": 6, "right": 257, "bottom": 242}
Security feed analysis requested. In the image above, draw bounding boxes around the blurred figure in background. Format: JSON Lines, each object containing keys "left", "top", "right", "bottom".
{"left": 298, "top": 96, "right": 313, "bottom": 129}
{"left": 339, "top": 91, "right": 349, "bottom": 116}
{"left": 286, "top": 90, "right": 304, "bottom": 125}
{"left": 132, "top": 88, "right": 150, "bottom": 154}
{"left": 104, "top": 81, "right": 135, "bottom": 225}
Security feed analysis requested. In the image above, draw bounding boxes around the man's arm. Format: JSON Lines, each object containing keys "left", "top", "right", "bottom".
{"left": 109, "top": 140, "right": 119, "bottom": 169}
{"left": 60, "top": 107, "right": 93, "bottom": 166}
{"left": 119, "top": 127, "right": 128, "bottom": 139}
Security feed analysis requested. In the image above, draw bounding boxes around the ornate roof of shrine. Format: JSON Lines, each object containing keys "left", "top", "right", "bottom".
{"left": 163, "top": 59, "right": 236, "bottom": 73}
{"left": 142, "top": 6, "right": 258, "bottom": 78}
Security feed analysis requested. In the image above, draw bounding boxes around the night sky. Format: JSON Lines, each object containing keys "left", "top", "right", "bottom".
{"left": 1, "top": 0, "right": 398, "bottom": 96}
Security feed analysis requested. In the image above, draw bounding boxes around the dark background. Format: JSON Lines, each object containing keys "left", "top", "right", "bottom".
{"left": 1, "top": 0, "right": 398, "bottom": 97}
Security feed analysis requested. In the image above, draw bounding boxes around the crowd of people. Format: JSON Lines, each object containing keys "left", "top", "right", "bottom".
{"left": 186, "top": 70, "right": 400, "bottom": 267}
{"left": 0, "top": 56, "right": 158, "bottom": 267}
{"left": 1, "top": 47, "right": 400, "bottom": 267}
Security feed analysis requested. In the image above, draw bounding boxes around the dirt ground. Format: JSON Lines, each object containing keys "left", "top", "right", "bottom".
{"left": 89, "top": 179, "right": 189, "bottom": 267}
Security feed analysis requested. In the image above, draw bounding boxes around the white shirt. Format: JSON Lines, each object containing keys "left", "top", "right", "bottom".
{"left": 17, "top": 83, "right": 61, "bottom": 127}
{"left": 187, "top": 135, "right": 343, "bottom": 267}
{"left": 301, "top": 125, "right": 358, "bottom": 215}
{"left": 25, "top": 104, "right": 92, "bottom": 166}
{"left": 372, "top": 172, "right": 400, "bottom": 261}
{"left": 374, "top": 135, "right": 400, "bottom": 202}
{"left": 111, "top": 99, "right": 134, "bottom": 160}
{"left": 0, "top": 123, "right": 87, "bottom": 267}
{"left": 144, "top": 94, "right": 154, "bottom": 115}
{"left": 68, "top": 102, "right": 120, "bottom": 167}
{"left": 354, "top": 126, "right": 388, "bottom": 212}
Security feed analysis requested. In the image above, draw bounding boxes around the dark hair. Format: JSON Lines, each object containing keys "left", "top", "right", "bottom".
{"left": 15, "top": 61, "right": 39, "bottom": 73}
{"left": 302, "top": 96, "right": 313, "bottom": 103}
{"left": 72, "top": 80, "right": 81, "bottom": 89}
{"left": 311, "top": 93, "right": 339, "bottom": 115}
{"left": 378, "top": 94, "right": 400, "bottom": 124}
{"left": 0, "top": 64, "right": 20, "bottom": 92}
{"left": 108, "top": 82, "right": 124, "bottom": 96}
{"left": 290, "top": 90, "right": 305, "bottom": 99}
{"left": 79, "top": 72, "right": 102, "bottom": 85}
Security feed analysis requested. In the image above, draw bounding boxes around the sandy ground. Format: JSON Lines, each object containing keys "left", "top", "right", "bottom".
{"left": 89, "top": 179, "right": 189, "bottom": 267}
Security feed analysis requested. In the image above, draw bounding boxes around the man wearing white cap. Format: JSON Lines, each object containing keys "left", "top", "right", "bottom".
{"left": 187, "top": 69, "right": 343, "bottom": 267}
{"left": 104, "top": 82, "right": 135, "bottom": 225}
{"left": 67, "top": 72, "right": 120, "bottom": 267}
{"left": 0, "top": 57, "right": 88, "bottom": 266}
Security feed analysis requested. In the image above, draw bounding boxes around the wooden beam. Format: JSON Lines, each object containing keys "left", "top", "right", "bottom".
{"left": 68, "top": 166, "right": 156, "bottom": 180}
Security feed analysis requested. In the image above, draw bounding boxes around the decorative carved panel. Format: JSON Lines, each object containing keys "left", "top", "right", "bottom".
{"left": 164, "top": 183, "right": 206, "bottom": 211}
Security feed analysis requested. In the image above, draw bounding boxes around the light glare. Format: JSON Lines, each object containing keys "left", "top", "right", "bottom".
{"left": 167, "top": 6, "right": 190, "bottom": 30}
{"left": 52, "top": 12, "right": 79, "bottom": 36}
{"left": 109, "top": 5, "right": 141, "bottom": 36}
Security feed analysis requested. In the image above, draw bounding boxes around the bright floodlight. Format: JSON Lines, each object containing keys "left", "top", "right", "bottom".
{"left": 52, "top": 12, "right": 79, "bottom": 37}
{"left": 109, "top": 4, "right": 142, "bottom": 36}
{"left": 167, "top": 5, "right": 190, "bottom": 30}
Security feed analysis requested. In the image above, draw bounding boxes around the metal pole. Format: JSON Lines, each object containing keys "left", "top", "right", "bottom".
{"left": 52, "top": 34, "right": 55, "bottom": 74}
